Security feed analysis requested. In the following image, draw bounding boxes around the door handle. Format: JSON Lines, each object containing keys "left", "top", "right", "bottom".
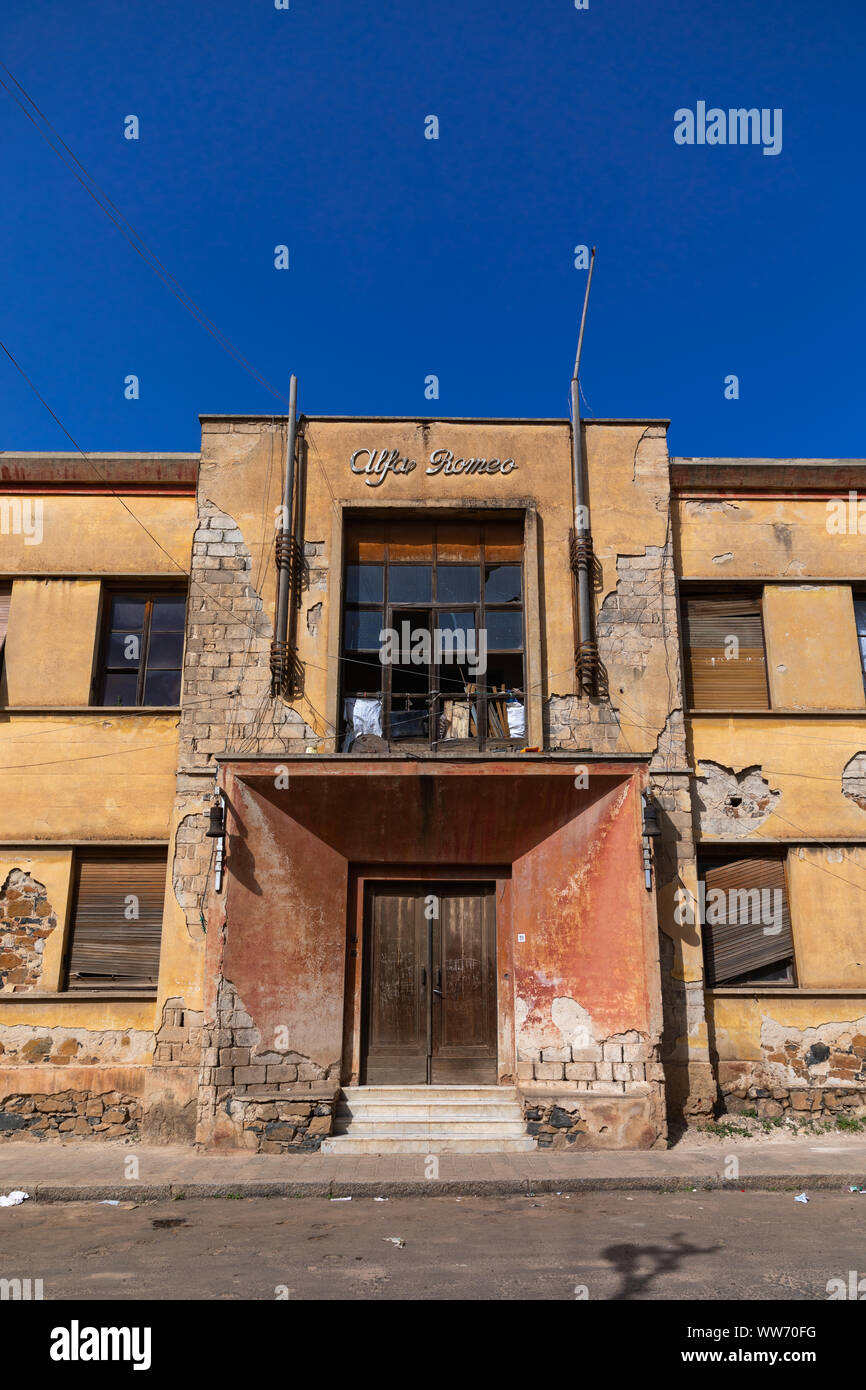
{"left": 421, "top": 966, "right": 427, "bottom": 989}
{"left": 433, "top": 967, "right": 442, "bottom": 996}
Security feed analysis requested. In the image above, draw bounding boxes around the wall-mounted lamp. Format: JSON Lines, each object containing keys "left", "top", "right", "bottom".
{"left": 206, "top": 794, "right": 226, "bottom": 892}
{"left": 641, "top": 792, "right": 661, "bottom": 891}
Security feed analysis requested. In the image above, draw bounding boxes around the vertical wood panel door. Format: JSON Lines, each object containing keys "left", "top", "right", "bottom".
{"left": 361, "top": 883, "right": 497, "bottom": 1084}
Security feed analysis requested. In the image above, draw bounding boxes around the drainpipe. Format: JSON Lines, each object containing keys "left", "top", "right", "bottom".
{"left": 571, "top": 248, "right": 597, "bottom": 695}
{"left": 270, "top": 374, "right": 299, "bottom": 696}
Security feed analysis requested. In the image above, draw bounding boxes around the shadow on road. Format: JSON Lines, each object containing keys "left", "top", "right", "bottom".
{"left": 602, "top": 1231, "right": 722, "bottom": 1300}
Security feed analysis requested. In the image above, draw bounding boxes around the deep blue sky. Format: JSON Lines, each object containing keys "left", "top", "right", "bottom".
{"left": 1, "top": 0, "right": 863, "bottom": 458}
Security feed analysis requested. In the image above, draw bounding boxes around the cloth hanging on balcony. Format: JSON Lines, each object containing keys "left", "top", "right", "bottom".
{"left": 342, "top": 696, "right": 383, "bottom": 751}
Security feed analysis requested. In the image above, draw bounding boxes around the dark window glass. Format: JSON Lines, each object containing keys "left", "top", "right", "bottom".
{"left": 437, "top": 565, "right": 480, "bottom": 604}
{"left": 102, "top": 672, "right": 139, "bottom": 707}
{"left": 343, "top": 654, "right": 381, "bottom": 696}
{"left": 345, "top": 564, "right": 384, "bottom": 604}
{"left": 107, "top": 632, "right": 142, "bottom": 668}
{"left": 437, "top": 611, "right": 476, "bottom": 643}
{"left": 97, "top": 590, "right": 186, "bottom": 706}
{"left": 344, "top": 609, "right": 383, "bottom": 650}
{"left": 855, "top": 599, "right": 866, "bottom": 676}
{"left": 146, "top": 631, "right": 185, "bottom": 668}
{"left": 389, "top": 566, "right": 433, "bottom": 603}
{"left": 143, "top": 669, "right": 183, "bottom": 705}
{"left": 111, "top": 598, "right": 146, "bottom": 630}
{"left": 485, "top": 565, "right": 522, "bottom": 603}
{"left": 485, "top": 610, "right": 523, "bottom": 649}
{"left": 151, "top": 596, "right": 186, "bottom": 630}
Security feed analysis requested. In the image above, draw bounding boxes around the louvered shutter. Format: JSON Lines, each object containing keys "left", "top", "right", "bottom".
{"left": 683, "top": 596, "right": 769, "bottom": 710}
{"left": 0, "top": 585, "right": 10, "bottom": 654}
{"left": 67, "top": 856, "right": 165, "bottom": 989}
{"left": 701, "top": 857, "right": 793, "bottom": 986}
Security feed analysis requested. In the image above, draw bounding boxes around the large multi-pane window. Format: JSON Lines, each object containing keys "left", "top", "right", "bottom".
{"left": 341, "top": 519, "right": 525, "bottom": 749}
{"left": 95, "top": 589, "right": 186, "bottom": 706}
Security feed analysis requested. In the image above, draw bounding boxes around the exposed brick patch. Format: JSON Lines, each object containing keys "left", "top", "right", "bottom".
{"left": 0, "top": 870, "right": 57, "bottom": 992}
{"left": 196, "top": 977, "right": 339, "bottom": 1150}
{"left": 172, "top": 810, "right": 211, "bottom": 939}
{"left": 545, "top": 533, "right": 685, "bottom": 768}
{"left": 152, "top": 996, "right": 204, "bottom": 1068}
{"left": 179, "top": 499, "right": 317, "bottom": 767}
{"left": 518, "top": 1029, "right": 660, "bottom": 1090}
{"left": 0, "top": 1090, "right": 141, "bottom": 1141}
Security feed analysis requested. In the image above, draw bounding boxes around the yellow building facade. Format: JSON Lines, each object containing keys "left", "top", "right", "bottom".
{"left": 0, "top": 436, "right": 864, "bottom": 1149}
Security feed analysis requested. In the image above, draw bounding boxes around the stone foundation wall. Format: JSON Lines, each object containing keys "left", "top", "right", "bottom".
{"left": 521, "top": 1088, "right": 667, "bottom": 1150}
{"left": 0, "top": 1089, "right": 141, "bottom": 1141}
{"left": 720, "top": 1079, "right": 866, "bottom": 1121}
{"left": 229, "top": 1088, "right": 337, "bottom": 1153}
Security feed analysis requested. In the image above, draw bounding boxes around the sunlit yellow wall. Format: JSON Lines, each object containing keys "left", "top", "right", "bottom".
{"left": 198, "top": 418, "right": 675, "bottom": 757}
{"left": 675, "top": 496, "right": 866, "bottom": 579}
{"left": 0, "top": 486, "right": 195, "bottom": 1044}
{"left": 691, "top": 716, "right": 866, "bottom": 841}
{"left": 2, "top": 496, "right": 195, "bottom": 575}
{"left": 0, "top": 714, "right": 180, "bottom": 841}
{"left": 681, "top": 485, "right": 866, "bottom": 1056}
{"left": 763, "top": 585, "right": 865, "bottom": 711}
{"left": 787, "top": 847, "right": 866, "bottom": 990}
{"left": 709, "top": 994, "right": 866, "bottom": 1063}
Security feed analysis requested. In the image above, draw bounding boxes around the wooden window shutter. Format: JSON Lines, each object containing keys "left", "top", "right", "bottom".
{"left": 683, "top": 595, "right": 769, "bottom": 710}
{"left": 66, "top": 856, "right": 166, "bottom": 990}
{"left": 0, "top": 585, "right": 10, "bottom": 654}
{"left": 701, "top": 857, "right": 794, "bottom": 986}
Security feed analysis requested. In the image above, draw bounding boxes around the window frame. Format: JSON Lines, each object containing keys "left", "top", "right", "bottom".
{"left": 698, "top": 848, "right": 797, "bottom": 989}
{"left": 340, "top": 520, "right": 526, "bottom": 751}
{"left": 94, "top": 583, "right": 187, "bottom": 708}
{"left": 63, "top": 848, "right": 167, "bottom": 993}
{"left": 680, "top": 584, "right": 771, "bottom": 712}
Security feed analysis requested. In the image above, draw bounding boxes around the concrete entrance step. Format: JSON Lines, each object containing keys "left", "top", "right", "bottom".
{"left": 336, "top": 1104, "right": 522, "bottom": 1122}
{"left": 331, "top": 1119, "right": 529, "bottom": 1139}
{"left": 321, "top": 1084, "right": 536, "bottom": 1156}
{"left": 320, "top": 1135, "right": 537, "bottom": 1155}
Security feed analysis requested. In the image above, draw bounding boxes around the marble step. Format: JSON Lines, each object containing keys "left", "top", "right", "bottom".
{"left": 320, "top": 1134, "right": 537, "bottom": 1155}
{"left": 330, "top": 1118, "right": 529, "bottom": 1138}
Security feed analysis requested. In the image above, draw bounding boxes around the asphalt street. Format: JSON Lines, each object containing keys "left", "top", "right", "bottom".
{"left": 2, "top": 1190, "right": 864, "bottom": 1301}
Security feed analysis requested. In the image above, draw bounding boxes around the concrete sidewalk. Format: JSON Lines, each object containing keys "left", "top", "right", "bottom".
{"left": 1, "top": 1132, "right": 866, "bottom": 1200}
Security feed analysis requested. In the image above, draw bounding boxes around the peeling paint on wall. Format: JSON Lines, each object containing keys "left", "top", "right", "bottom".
{"left": 0, "top": 1024, "right": 153, "bottom": 1066}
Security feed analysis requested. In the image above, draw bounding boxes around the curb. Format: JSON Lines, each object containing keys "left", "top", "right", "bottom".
{"left": 10, "top": 1172, "right": 866, "bottom": 1201}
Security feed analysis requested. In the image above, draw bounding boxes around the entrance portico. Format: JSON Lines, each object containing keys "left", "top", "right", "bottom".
{"left": 195, "top": 757, "right": 667, "bottom": 1153}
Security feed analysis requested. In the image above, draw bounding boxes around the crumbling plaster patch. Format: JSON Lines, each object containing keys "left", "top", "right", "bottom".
{"left": 0, "top": 870, "right": 58, "bottom": 992}
{"left": 695, "top": 760, "right": 780, "bottom": 836}
{"left": 757, "top": 1014, "right": 866, "bottom": 1087}
{"left": 842, "top": 752, "right": 866, "bottom": 811}
{"left": 0, "top": 1024, "right": 153, "bottom": 1066}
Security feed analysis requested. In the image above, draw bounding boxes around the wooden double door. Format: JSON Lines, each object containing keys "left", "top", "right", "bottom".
{"left": 361, "top": 882, "right": 497, "bottom": 1084}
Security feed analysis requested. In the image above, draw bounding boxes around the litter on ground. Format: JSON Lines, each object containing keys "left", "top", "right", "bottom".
{"left": 0, "top": 1191, "right": 29, "bottom": 1208}
{"left": 795, "top": 1193, "right": 809, "bottom": 1203}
